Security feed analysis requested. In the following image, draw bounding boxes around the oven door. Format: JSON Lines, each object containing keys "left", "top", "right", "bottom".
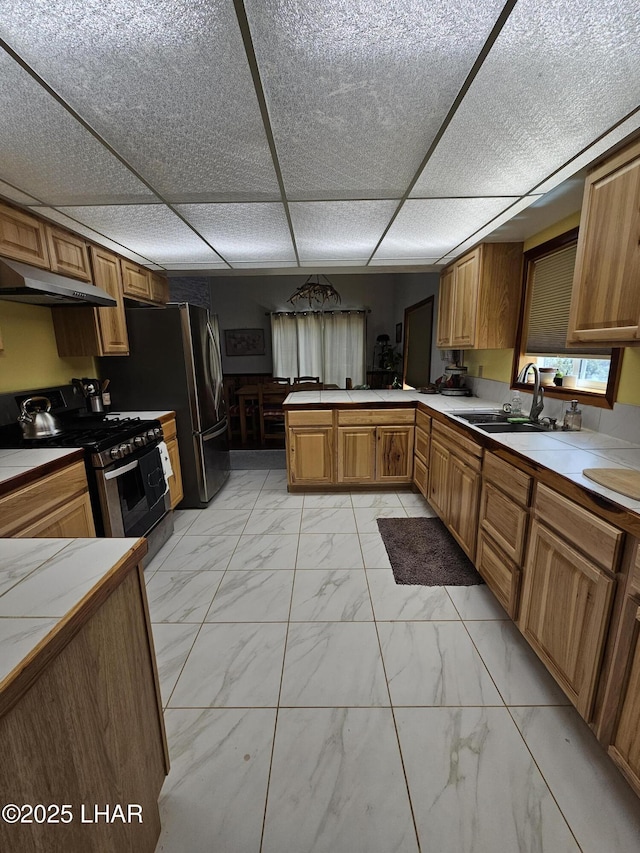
{"left": 97, "top": 445, "right": 169, "bottom": 538}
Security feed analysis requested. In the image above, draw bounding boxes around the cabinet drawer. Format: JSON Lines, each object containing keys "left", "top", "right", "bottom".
{"left": 534, "top": 484, "right": 623, "bottom": 572}
{"left": 416, "top": 409, "right": 431, "bottom": 433}
{"left": 479, "top": 482, "right": 528, "bottom": 564}
{"left": 414, "top": 426, "right": 430, "bottom": 465}
{"left": 433, "top": 420, "right": 482, "bottom": 465}
{"left": 287, "top": 410, "right": 333, "bottom": 427}
{"left": 0, "top": 461, "right": 90, "bottom": 537}
{"left": 337, "top": 408, "right": 414, "bottom": 426}
{"left": 413, "top": 455, "right": 428, "bottom": 498}
{"left": 476, "top": 530, "right": 520, "bottom": 619}
{"left": 483, "top": 451, "right": 532, "bottom": 507}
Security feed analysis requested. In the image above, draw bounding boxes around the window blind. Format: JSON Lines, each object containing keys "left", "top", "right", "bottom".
{"left": 525, "top": 242, "right": 610, "bottom": 357}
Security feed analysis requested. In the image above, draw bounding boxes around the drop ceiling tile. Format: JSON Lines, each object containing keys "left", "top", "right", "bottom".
{"left": 244, "top": 0, "right": 507, "bottom": 199}
{"left": 0, "top": 51, "right": 155, "bottom": 205}
{"left": 368, "top": 258, "right": 442, "bottom": 267}
{"left": 56, "top": 205, "right": 227, "bottom": 266}
{"left": 162, "top": 263, "right": 229, "bottom": 270}
{"left": 176, "top": 203, "right": 296, "bottom": 264}
{"left": 442, "top": 196, "right": 544, "bottom": 259}
{"left": 290, "top": 201, "right": 398, "bottom": 262}
{"left": 231, "top": 261, "right": 300, "bottom": 269}
{"left": 372, "top": 197, "right": 516, "bottom": 260}
{"left": 0, "top": 181, "right": 41, "bottom": 205}
{"left": 411, "top": 0, "right": 640, "bottom": 198}
{"left": 0, "top": 1, "right": 280, "bottom": 202}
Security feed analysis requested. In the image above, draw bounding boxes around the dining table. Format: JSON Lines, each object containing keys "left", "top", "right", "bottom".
{"left": 234, "top": 383, "right": 339, "bottom": 443}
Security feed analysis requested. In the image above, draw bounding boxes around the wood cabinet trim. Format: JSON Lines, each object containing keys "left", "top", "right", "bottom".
{"left": 337, "top": 408, "right": 415, "bottom": 426}
{"left": 287, "top": 410, "right": 334, "bottom": 427}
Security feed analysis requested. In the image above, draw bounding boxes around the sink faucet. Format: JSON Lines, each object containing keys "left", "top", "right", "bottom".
{"left": 517, "top": 362, "right": 545, "bottom": 422}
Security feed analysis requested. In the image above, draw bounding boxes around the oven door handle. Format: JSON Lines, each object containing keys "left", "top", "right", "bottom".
{"left": 104, "top": 458, "right": 140, "bottom": 480}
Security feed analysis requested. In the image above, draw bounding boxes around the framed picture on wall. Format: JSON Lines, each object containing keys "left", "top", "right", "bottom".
{"left": 396, "top": 322, "right": 402, "bottom": 344}
{"left": 224, "top": 328, "right": 266, "bottom": 356}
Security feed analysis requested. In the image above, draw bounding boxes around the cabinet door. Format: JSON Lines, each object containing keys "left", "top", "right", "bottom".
{"left": 476, "top": 530, "right": 520, "bottom": 619}
{"left": 568, "top": 139, "right": 640, "bottom": 346}
{"left": 448, "top": 452, "right": 481, "bottom": 561}
{"left": 428, "top": 437, "right": 450, "bottom": 521}
{"left": 375, "top": 425, "right": 414, "bottom": 483}
{"left": 479, "top": 481, "right": 528, "bottom": 564}
{"left": 45, "top": 226, "right": 91, "bottom": 281}
{"left": 121, "top": 259, "right": 152, "bottom": 301}
{"left": 92, "top": 246, "right": 130, "bottom": 355}
{"left": 608, "top": 599, "right": 640, "bottom": 796}
{"left": 451, "top": 248, "right": 480, "bottom": 348}
{"left": 150, "top": 273, "right": 169, "bottom": 304}
{"left": 436, "top": 266, "right": 454, "bottom": 347}
{"left": 413, "top": 455, "right": 428, "bottom": 498}
{"left": 17, "top": 493, "right": 96, "bottom": 537}
{"left": 520, "top": 520, "right": 614, "bottom": 719}
{"left": 166, "top": 436, "right": 184, "bottom": 509}
{"left": 288, "top": 427, "right": 334, "bottom": 485}
{"left": 0, "top": 202, "right": 50, "bottom": 268}
{"left": 337, "top": 426, "right": 376, "bottom": 483}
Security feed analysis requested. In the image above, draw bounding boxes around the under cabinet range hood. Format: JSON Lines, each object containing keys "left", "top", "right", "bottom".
{"left": 0, "top": 259, "right": 117, "bottom": 307}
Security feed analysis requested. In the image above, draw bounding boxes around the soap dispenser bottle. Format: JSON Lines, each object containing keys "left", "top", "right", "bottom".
{"left": 563, "top": 400, "right": 582, "bottom": 431}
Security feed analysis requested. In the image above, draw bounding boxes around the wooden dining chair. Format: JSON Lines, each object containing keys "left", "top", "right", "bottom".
{"left": 291, "top": 382, "right": 323, "bottom": 391}
{"left": 271, "top": 377, "right": 291, "bottom": 385}
{"left": 293, "top": 376, "right": 320, "bottom": 383}
{"left": 223, "top": 381, "right": 257, "bottom": 441}
{"left": 258, "top": 382, "right": 289, "bottom": 442}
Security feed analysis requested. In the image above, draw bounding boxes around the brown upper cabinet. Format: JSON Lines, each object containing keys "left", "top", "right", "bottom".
{"left": 150, "top": 272, "right": 169, "bottom": 304}
{"left": 52, "top": 246, "right": 130, "bottom": 356}
{"left": 436, "top": 242, "right": 523, "bottom": 349}
{"left": 0, "top": 201, "right": 50, "bottom": 269}
{"left": 121, "top": 258, "right": 152, "bottom": 301}
{"left": 45, "top": 225, "right": 92, "bottom": 281}
{"left": 567, "top": 137, "right": 640, "bottom": 347}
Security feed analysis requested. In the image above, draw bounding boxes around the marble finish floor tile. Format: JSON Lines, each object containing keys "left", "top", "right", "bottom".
{"left": 465, "top": 620, "right": 571, "bottom": 706}
{"left": 144, "top": 533, "right": 184, "bottom": 573}
{"left": 253, "top": 490, "right": 305, "bottom": 509}
{"left": 403, "top": 503, "right": 438, "bottom": 517}
{"left": 205, "top": 570, "right": 294, "bottom": 622}
{"left": 280, "top": 622, "right": 388, "bottom": 706}
{"left": 354, "top": 506, "right": 408, "bottom": 534}
{"left": 146, "top": 570, "right": 224, "bottom": 623}
{"left": 511, "top": 706, "right": 640, "bottom": 853}
{"left": 263, "top": 469, "right": 289, "bottom": 488}
{"left": 378, "top": 621, "right": 502, "bottom": 706}
{"left": 155, "top": 535, "right": 240, "bottom": 572}
{"left": 243, "top": 507, "right": 302, "bottom": 535}
{"left": 397, "top": 493, "right": 430, "bottom": 508}
{"left": 172, "top": 509, "right": 201, "bottom": 534}
{"left": 290, "top": 569, "right": 373, "bottom": 621}
{"left": 350, "top": 492, "right": 402, "bottom": 507}
{"left": 300, "top": 507, "right": 357, "bottom": 534}
{"left": 366, "top": 571, "right": 459, "bottom": 621}
{"left": 206, "top": 487, "right": 261, "bottom": 510}
{"left": 358, "top": 533, "right": 391, "bottom": 568}
{"left": 296, "top": 534, "right": 364, "bottom": 569}
{"left": 262, "top": 708, "right": 419, "bottom": 853}
{"left": 446, "top": 584, "right": 509, "bottom": 620}
{"left": 185, "top": 509, "right": 250, "bottom": 537}
{"left": 303, "top": 492, "right": 353, "bottom": 508}
{"left": 157, "top": 708, "right": 275, "bottom": 853}
{"left": 150, "top": 622, "right": 201, "bottom": 706}
{"left": 227, "top": 534, "right": 299, "bottom": 570}
{"left": 226, "top": 469, "right": 270, "bottom": 487}
{"left": 396, "top": 707, "right": 580, "bottom": 853}
{"left": 169, "top": 622, "right": 288, "bottom": 707}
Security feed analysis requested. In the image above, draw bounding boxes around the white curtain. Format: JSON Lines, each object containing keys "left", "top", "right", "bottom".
{"left": 271, "top": 312, "right": 366, "bottom": 386}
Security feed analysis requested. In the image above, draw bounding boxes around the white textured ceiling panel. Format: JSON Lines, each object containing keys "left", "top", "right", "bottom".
{"left": 372, "top": 198, "right": 518, "bottom": 260}
{"left": 0, "top": 180, "right": 40, "bottom": 205}
{"left": 411, "top": 0, "right": 640, "bottom": 198}
{"left": 0, "top": 0, "right": 280, "bottom": 202}
{"left": 56, "top": 205, "right": 228, "bottom": 266}
{"left": 290, "top": 201, "right": 399, "bottom": 262}
{"left": 176, "top": 203, "right": 296, "bottom": 264}
{"left": 0, "top": 50, "right": 154, "bottom": 205}
{"left": 244, "top": 0, "right": 506, "bottom": 199}
{"left": 444, "top": 196, "right": 543, "bottom": 258}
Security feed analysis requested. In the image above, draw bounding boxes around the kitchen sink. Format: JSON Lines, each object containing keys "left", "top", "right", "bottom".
{"left": 453, "top": 412, "right": 512, "bottom": 425}
{"left": 475, "top": 422, "right": 547, "bottom": 433}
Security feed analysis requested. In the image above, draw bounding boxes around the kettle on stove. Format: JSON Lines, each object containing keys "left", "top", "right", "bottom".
{"left": 18, "top": 396, "right": 64, "bottom": 439}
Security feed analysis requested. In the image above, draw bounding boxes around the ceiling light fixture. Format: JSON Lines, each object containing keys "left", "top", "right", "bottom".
{"left": 288, "top": 273, "right": 342, "bottom": 308}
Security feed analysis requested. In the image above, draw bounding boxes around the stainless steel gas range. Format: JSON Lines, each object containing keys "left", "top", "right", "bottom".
{"left": 0, "top": 384, "right": 173, "bottom": 560}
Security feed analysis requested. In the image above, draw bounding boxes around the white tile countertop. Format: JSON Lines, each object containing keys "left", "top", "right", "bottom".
{"left": 284, "top": 389, "right": 640, "bottom": 515}
{"left": 0, "top": 537, "right": 143, "bottom": 687}
{"left": 0, "top": 447, "right": 81, "bottom": 487}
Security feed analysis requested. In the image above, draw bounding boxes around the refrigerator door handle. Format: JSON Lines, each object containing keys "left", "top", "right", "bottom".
{"left": 206, "top": 320, "right": 224, "bottom": 418}
{"left": 201, "top": 419, "right": 228, "bottom": 441}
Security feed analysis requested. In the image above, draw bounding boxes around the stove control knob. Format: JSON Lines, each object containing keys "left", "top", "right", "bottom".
{"left": 147, "top": 429, "right": 156, "bottom": 440}
{"left": 110, "top": 447, "right": 121, "bottom": 460}
{"left": 154, "top": 427, "right": 162, "bottom": 438}
{"left": 134, "top": 435, "right": 145, "bottom": 447}
{"left": 119, "top": 443, "right": 130, "bottom": 456}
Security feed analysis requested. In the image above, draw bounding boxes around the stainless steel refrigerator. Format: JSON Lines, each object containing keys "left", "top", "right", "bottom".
{"left": 101, "top": 303, "right": 229, "bottom": 507}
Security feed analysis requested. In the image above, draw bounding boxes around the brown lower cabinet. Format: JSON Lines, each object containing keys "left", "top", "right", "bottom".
{"left": 158, "top": 413, "right": 183, "bottom": 509}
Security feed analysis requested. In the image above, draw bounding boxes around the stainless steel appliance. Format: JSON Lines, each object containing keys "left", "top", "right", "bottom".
{"left": 102, "top": 303, "right": 230, "bottom": 507}
{"left": 18, "top": 396, "right": 63, "bottom": 438}
{"left": 0, "top": 385, "right": 173, "bottom": 560}
{"left": 0, "top": 258, "right": 116, "bottom": 306}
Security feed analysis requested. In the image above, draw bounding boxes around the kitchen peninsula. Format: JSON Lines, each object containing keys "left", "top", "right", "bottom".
{"left": 284, "top": 388, "right": 640, "bottom": 799}
{"left": 0, "top": 534, "right": 168, "bottom": 853}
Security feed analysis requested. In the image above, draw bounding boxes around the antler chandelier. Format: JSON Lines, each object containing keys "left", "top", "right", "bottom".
{"left": 288, "top": 274, "right": 341, "bottom": 308}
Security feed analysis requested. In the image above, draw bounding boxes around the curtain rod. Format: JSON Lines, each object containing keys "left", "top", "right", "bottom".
{"left": 266, "top": 309, "right": 371, "bottom": 316}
